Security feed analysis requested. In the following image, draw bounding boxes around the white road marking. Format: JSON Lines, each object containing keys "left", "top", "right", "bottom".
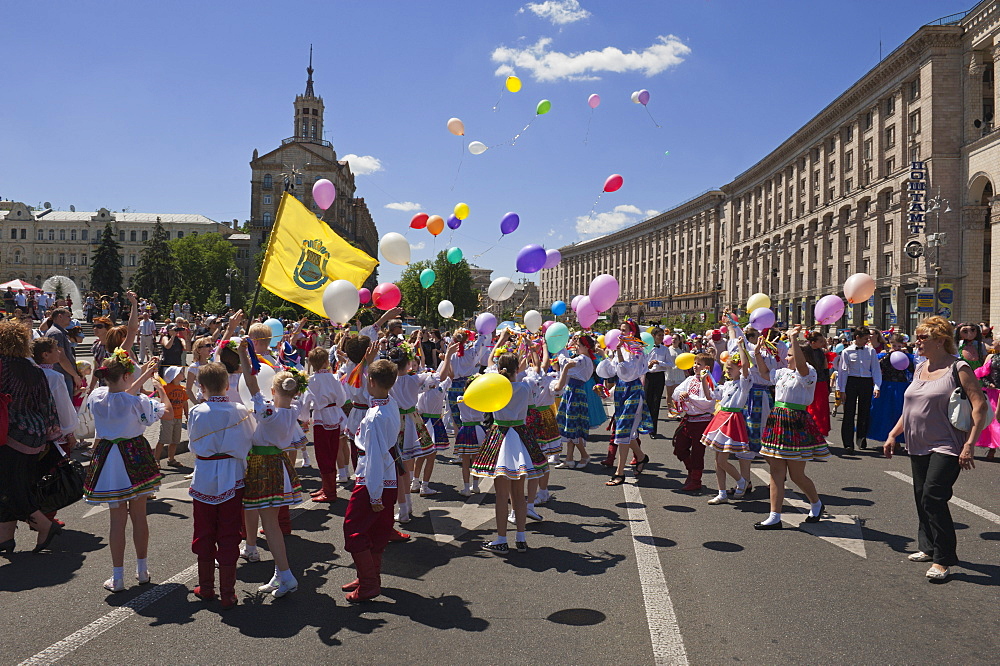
{"left": 751, "top": 470, "right": 867, "bottom": 558}
{"left": 425, "top": 478, "right": 495, "bottom": 544}
{"left": 885, "top": 470, "right": 1000, "bottom": 524}
{"left": 18, "top": 498, "right": 318, "bottom": 666}
{"left": 623, "top": 480, "right": 689, "bottom": 666}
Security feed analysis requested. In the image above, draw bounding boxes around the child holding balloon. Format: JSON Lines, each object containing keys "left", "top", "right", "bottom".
{"left": 701, "top": 340, "right": 755, "bottom": 504}
{"left": 555, "top": 334, "right": 597, "bottom": 468}
{"left": 669, "top": 354, "right": 717, "bottom": 492}
{"left": 597, "top": 331, "right": 654, "bottom": 486}
{"left": 727, "top": 322, "right": 778, "bottom": 456}
{"left": 445, "top": 328, "right": 487, "bottom": 436}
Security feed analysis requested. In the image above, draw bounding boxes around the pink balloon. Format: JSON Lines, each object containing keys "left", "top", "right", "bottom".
{"left": 813, "top": 294, "right": 845, "bottom": 325}
{"left": 476, "top": 312, "right": 498, "bottom": 335}
{"left": 578, "top": 301, "right": 599, "bottom": 329}
{"left": 749, "top": 307, "right": 776, "bottom": 331}
{"left": 312, "top": 179, "right": 337, "bottom": 210}
{"left": 588, "top": 274, "right": 620, "bottom": 312}
{"left": 637, "top": 89, "right": 650, "bottom": 106}
{"left": 571, "top": 295, "right": 584, "bottom": 312}
{"left": 604, "top": 328, "right": 621, "bottom": 351}
{"left": 843, "top": 273, "right": 876, "bottom": 304}
{"left": 541, "top": 320, "right": 554, "bottom": 333}
{"left": 358, "top": 288, "right": 371, "bottom": 305}
{"left": 372, "top": 283, "right": 401, "bottom": 310}
{"left": 603, "top": 174, "right": 624, "bottom": 193}
{"left": 588, "top": 93, "right": 601, "bottom": 109}
{"left": 664, "top": 335, "right": 673, "bottom": 346}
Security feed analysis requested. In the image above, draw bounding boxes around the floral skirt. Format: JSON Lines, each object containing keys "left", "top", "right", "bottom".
{"left": 471, "top": 425, "right": 548, "bottom": 480}
{"left": 399, "top": 411, "right": 435, "bottom": 460}
{"left": 422, "top": 414, "right": 450, "bottom": 448}
{"left": 84, "top": 436, "right": 163, "bottom": 505}
{"left": 243, "top": 450, "right": 303, "bottom": 509}
{"left": 455, "top": 424, "right": 485, "bottom": 456}
{"left": 446, "top": 375, "right": 470, "bottom": 428}
{"left": 760, "top": 407, "right": 830, "bottom": 462}
{"left": 611, "top": 379, "right": 653, "bottom": 445}
{"left": 531, "top": 406, "right": 561, "bottom": 454}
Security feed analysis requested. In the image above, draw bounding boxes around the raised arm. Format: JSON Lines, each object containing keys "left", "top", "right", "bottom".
{"left": 754, "top": 344, "right": 772, "bottom": 383}
{"left": 737, "top": 339, "right": 750, "bottom": 378}
{"left": 238, "top": 339, "right": 259, "bottom": 396}
{"left": 440, "top": 342, "right": 458, "bottom": 380}
{"left": 787, "top": 325, "right": 809, "bottom": 376}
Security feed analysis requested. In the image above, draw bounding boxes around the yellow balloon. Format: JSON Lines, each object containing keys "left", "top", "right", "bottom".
{"left": 506, "top": 75, "right": 522, "bottom": 93}
{"left": 454, "top": 202, "right": 470, "bottom": 220}
{"left": 747, "top": 292, "right": 771, "bottom": 312}
{"left": 675, "top": 352, "right": 696, "bottom": 371}
{"left": 646, "top": 326, "right": 654, "bottom": 334}
{"left": 462, "top": 373, "right": 513, "bottom": 413}
{"left": 597, "top": 335, "right": 606, "bottom": 349}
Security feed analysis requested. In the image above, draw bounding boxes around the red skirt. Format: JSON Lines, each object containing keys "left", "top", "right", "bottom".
{"left": 807, "top": 381, "right": 831, "bottom": 436}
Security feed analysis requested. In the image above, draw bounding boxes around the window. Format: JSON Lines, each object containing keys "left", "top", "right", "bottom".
{"left": 864, "top": 110, "right": 874, "bottom": 130}
{"left": 864, "top": 228, "right": 871, "bottom": 249}
{"left": 81, "top": 230, "right": 88, "bottom": 241}
{"left": 301, "top": 121, "right": 308, "bottom": 135}
{"left": 81, "top": 254, "right": 87, "bottom": 266}
{"left": 845, "top": 125, "right": 854, "bottom": 142}
{"left": 885, "top": 157, "right": 896, "bottom": 174}
{"left": 829, "top": 137, "right": 837, "bottom": 152}
{"left": 845, "top": 178, "right": 853, "bottom": 193}
{"left": 141, "top": 230, "right": 148, "bottom": 242}
{"left": 119, "top": 231, "right": 125, "bottom": 242}
{"left": 164, "top": 231, "right": 170, "bottom": 240}
{"left": 263, "top": 194, "right": 272, "bottom": 205}
{"left": 37, "top": 229, "right": 44, "bottom": 240}
{"left": 311, "top": 121, "right": 316, "bottom": 139}
{"left": 47, "top": 253, "right": 53, "bottom": 265}
{"left": 845, "top": 150, "right": 854, "bottom": 171}
{"left": 885, "top": 221, "right": 893, "bottom": 241}
{"left": 263, "top": 174, "right": 273, "bottom": 188}
{"left": 885, "top": 125, "right": 896, "bottom": 148}
{"left": 130, "top": 230, "right": 137, "bottom": 242}
{"left": 177, "top": 231, "right": 184, "bottom": 239}
{"left": 58, "top": 253, "right": 65, "bottom": 265}
{"left": 909, "top": 78, "right": 920, "bottom": 101}
{"left": 863, "top": 257, "right": 871, "bottom": 274}
{"left": 20, "top": 229, "right": 25, "bottom": 239}
{"left": 828, "top": 187, "right": 836, "bottom": 201}
{"left": 910, "top": 144, "right": 921, "bottom": 162}
{"left": 129, "top": 254, "right": 136, "bottom": 267}
{"left": 9, "top": 229, "right": 15, "bottom": 240}
{"left": 48, "top": 230, "right": 55, "bottom": 241}
{"left": 909, "top": 110, "right": 921, "bottom": 134}
{"left": 119, "top": 256, "right": 124, "bottom": 266}
{"left": 71, "top": 229, "right": 76, "bottom": 241}
{"left": 829, "top": 161, "right": 836, "bottom": 176}
{"left": 70, "top": 254, "right": 77, "bottom": 265}
{"left": 864, "top": 138, "right": 873, "bottom": 160}
{"left": 13, "top": 250, "right": 21, "bottom": 264}
{"left": 885, "top": 95, "right": 896, "bottom": 116}
{"left": 263, "top": 212, "right": 273, "bottom": 225}
{"left": 865, "top": 166, "right": 873, "bottom": 185}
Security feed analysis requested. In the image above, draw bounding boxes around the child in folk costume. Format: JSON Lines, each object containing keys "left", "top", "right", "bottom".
{"left": 727, "top": 322, "right": 778, "bottom": 455}
{"left": 417, "top": 364, "right": 451, "bottom": 460}
{"left": 301, "top": 346, "right": 347, "bottom": 502}
{"left": 339, "top": 334, "right": 376, "bottom": 471}
{"left": 555, "top": 334, "right": 597, "bottom": 468}
{"left": 341, "top": 359, "right": 402, "bottom": 603}
{"left": 455, "top": 395, "right": 486, "bottom": 497}
{"left": 84, "top": 351, "right": 168, "bottom": 593}
{"left": 236, "top": 340, "right": 305, "bottom": 596}
{"left": 754, "top": 326, "right": 830, "bottom": 530}
{"left": 868, "top": 334, "right": 913, "bottom": 447}
{"left": 597, "top": 333, "right": 653, "bottom": 486}
{"left": 975, "top": 346, "right": 1000, "bottom": 459}
{"left": 413, "top": 341, "right": 456, "bottom": 496}
{"left": 187, "top": 362, "right": 255, "bottom": 609}
{"left": 525, "top": 341, "right": 566, "bottom": 506}
{"left": 701, "top": 338, "right": 755, "bottom": 504}
{"left": 473, "top": 352, "right": 549, "bottom": 553}
{"left": 445, "top": 328, "right": 487, "bottom": 435}
{"left": 670, "top": 354, "right": 717, "bottom": 492}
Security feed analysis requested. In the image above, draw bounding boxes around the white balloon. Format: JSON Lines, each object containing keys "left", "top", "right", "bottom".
{"left": 630, "top": 90, "right": 641, "bottom": 104}
{"left": 379, "top": 232, "right": 411, "bottom": 265}
{"left": 238, "top": 363, "right": 275, "bottom": 408}
{"left": 468, "top": 141, "right": 489, "bottom": 155}
{"left": 488, "top": 277, "right": 516, "bottom": 302}
{"left": 523, "top": 309, "right": 542, "bottom": 333}
{"left": 438, "top": 299, "right": 455, "bottom": 318}
{"left": 322, "top": 279, "right": 360, "bottom": 325}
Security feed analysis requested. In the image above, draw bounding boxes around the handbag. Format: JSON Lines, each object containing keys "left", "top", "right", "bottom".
{"left": 948, "top": 362, "right": 996, "bottom": 431}
{"left": 74, "top": 403, "right": 95, "bottom": 441}
{"left": 33, "top": 456, "right": 86, "bottom": 514}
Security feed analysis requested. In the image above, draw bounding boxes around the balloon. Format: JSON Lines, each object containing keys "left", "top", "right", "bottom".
{"left": 515, "top": 244, "right": 547, "bottom": 273}
{"left": 524, "top": 310, "right": 542, "bottom": 333}
{"left": 675, "top": 352, "right": 695, "bottom": 370}
{"left": 410, "top": 212, "right": 429, "bottom": 229}
{"left": 640, "top": 331, "right": 655, "bottom": 353}
{"left": 469, "top": 141, "right": 488, "bottom": 155}
{"left": 746, "top": 293, "right": 771, "bottom": 312}
{"left": 605, "top": 328, "right": 621, "bottom": 351}
{"left": 447, "top": 117, "right": 465, "bottom": 136}
{"left": 446, "top": 247, "right": 464, "bottom": 264}
{"left": 664, "top": 335, "right": 673, "bottom": 346}
{"left": 322, "top": 279, "right": 360, "bottom": 325}
{"left": 588, "top": 274, "right": 620, "bottom": 311}
{"left": 578, "top": 308, "right": 598, "bottom": 329}
{"left": 749, "top": 307, "right": 776, "bottom": 331}
{"left": 498, "top": 320, "right": 516, "bottom": 332}
{"left": 541, "top": 320, "right": 554, "bottom": 333}
{"left": 454, "top": 202, "right": 470, "bottom": 220}
{"left": 426, "top": 215, "right": 445, "bottom": 236}
{"left": 536, "top": 99, "right": 551, "bottom": 115}
{"left": 419, "top": 268, "right": 436, "bottom": 289}
{"left": 263, "top": 318, "right": 284, "bottom": 348}
{"left": 597, "top": 335, "right": 605, "bottom": 349}
{"left": 476, "top": 312, "right": 498, "bottom": 335}
{"left": 588, "top": 93, "right": 601, "bottom": 109}
{"left": 446, "top": 214, "right": 462, "bottom": 230}
{"left": 844, "top": 272, "right": 877, "bottom": 304}
{"left": 372, "top": 283, "right": 401, "bottom": 310}
{"left": 545, "top": 322, "right": 570, "bottom": 353}
{"left": 719, "top": 351, "right": 730, "bottom": 363}
{"left": 312, "top": 178, "right": 336, "bottom": 210}
{"left": 630, "top": 91, "right": 641, "bottom": 104}
{"left": 603, "top": 174, "right": 624, "bottom": 193}
{"left": 551, "top": 300, "right": 567, "bottom": 316}
{"left": 488, "top": 277, "right": 516, "bottom": 301}
{"left": 637, "top": 89, "right": 650, "bottom": 106}
{"left": 239, "top": 363, "right": 274, "bottom": 407}
{"left": 500, "top": 212, "right": 520, "bottom": 235}
{"left": 570, "top": 295, "right": 583, "bottom": 312}
{"left": 542, "top": 248, "right": 561, "bottom": 269}
{"left": 814, "top": 294, "right": 846, "bottom": 325}
{"left": 890, "top": 351, "right": 910, "bottom": 371}
{"left": 462, "top": 373, "right": 513, "bottom": 413}
{"left": 358, "top": 288, "right": 371, "bottom": 304}
{"left": 506, "top": 75, "right": 521, "bottom": 92}
{"left": 379, "top": 232, "right": 411, "bottom": 265}
{"left": 438, "top": 300, "right": 455, "bottom": 318}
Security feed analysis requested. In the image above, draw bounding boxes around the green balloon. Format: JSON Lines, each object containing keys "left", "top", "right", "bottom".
{"left": 536, "top": 99, "right": 551, "bottom": 115}
{"left": 420, "top": 268, "right": 436, "bottom": 288}
{"left": 446, "top": 247, "right": 464, "bottom": 264}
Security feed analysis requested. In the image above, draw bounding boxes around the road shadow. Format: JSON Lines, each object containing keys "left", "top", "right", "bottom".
{"left": 497, "top": 543, "right": 627, "bottom": 576}
{"left": 528, "top": 517, "right": 626, "bottom": 544}
{"left": 951, "top": 560, "right": 1000, "bottom": 586}
{"left": 0, "top": 530, "right": 104, "bottom": 592}
{"left": 857, "top": 520, "right": 915, "bottom": 553}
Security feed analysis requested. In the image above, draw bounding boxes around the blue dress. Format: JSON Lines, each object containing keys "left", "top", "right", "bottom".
{"left": 868, "top": 352, "right": 912, "bottom": 442}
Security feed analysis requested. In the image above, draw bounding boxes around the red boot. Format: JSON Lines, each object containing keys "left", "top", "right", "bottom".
{"left": 278, "top": 505, "right": 292, "bottom": 535}
{"left": 310, "top": 472, "right": 338, "bottom": 502}
{"left": 192, "top": 560, "right": 216, "bottom": 601}
{"left": 372, "top": 549, "right": 384, "bottom": 589}
{"left": 345, "top": 550, "right": 380, "bottom": 602}
{"left": 388, "top": 528, "right": 411, "bottom": 542}
{"left": 341, "top": 577, "right": 360, "bottom": 592}
{"left": 218, "top": 565, "right": 238, "bottom": 610}
{"left": 681, "top": 470, "right": 703, "bottom": 492}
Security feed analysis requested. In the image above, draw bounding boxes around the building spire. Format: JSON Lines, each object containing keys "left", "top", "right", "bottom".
{"left": 305, "top": 44, "right": 315, "bottom": 98}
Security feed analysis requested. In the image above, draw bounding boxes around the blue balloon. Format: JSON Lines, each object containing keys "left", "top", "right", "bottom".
{"left": 264, "top": 317, "right": 284, "bottom": 348}
{"left": 497, "top": 320, "right": 517, "bottom": 332}
{"left": 551, "top": 300, "right": 567, "bottom": 316}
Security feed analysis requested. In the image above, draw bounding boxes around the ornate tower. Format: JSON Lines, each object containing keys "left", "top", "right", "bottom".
{"left": 293, "top": 45, "right": 324, "bottom": 141}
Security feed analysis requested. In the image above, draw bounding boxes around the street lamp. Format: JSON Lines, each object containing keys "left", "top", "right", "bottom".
{"left": 926, "top": 191, "right": 951, "bottom": 316}
{"left": 226, "top": 268, "right": 238, "bottom": 308}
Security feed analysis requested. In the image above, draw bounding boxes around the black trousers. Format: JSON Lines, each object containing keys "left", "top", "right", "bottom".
{"left": 910, "top": 452, "right": 961, "bottom": 566}
{"left": 841, "top": 376, "right": 874, "bottom": 448}
{"left": 645, "top": 372, "right": 665, "bottom": 432}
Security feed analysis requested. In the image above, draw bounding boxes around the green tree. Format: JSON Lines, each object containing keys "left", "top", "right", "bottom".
{"left": 397, "top": 252, "right": 478, "bottom": 327}
{"left": 168, "top": 232, "right": 238, "bottom": 310}
{"left": 90, "top": 222, "right": 123, "bottom": 296}
{"left": 131, "top": 218, "right": 178, "bottom": 307}
{"left": 203, "top": 288, "right": 226, "bottom": 316}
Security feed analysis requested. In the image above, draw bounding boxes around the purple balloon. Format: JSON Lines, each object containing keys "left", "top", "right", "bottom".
{"left": 542, "top": 248, "right": 561, "bottom": 270}
{"left": 516, "top": 244, "right": 547, "bottom": 273}
{"left": 447, "top": 214, "right": 462, "bottom": 230}
{"left": 749, "top": 307, "right": 776, "bottom": 331}
{"left": 571, "top": 295, "right": 583, "bottom": 312}
{"left": 813, "top": 294, "right": 845, "bottom": 325}
{"left": 890, "top": 351, "right": 910, "bottom": 371}
{"left": 638, "top": 89, "right": 650, "bottom": 106}
{"left": 358, "top": 288, "right": 371, "bottom": 304}
{"left": 476, "top": 312, "right": 498, "bottom": 335}
{"left": 500, "top": 212, "right": 520, "bottom": 235}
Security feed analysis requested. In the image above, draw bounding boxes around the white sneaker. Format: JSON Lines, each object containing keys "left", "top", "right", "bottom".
{"left": 136, "top": 569, "right": 151, "bottom": 585}
{"left": 708, "top": 493, "right": 729, "bottom": 505}
{"left": 458, "top": 487, "right": 473, "bottom": 497}
{"left": 410, "top": 479, "right": 420, "bottom": 493}
{"left": 507, "top": 510, "right": 517, "bottom": 525}
{"left": 420, "top": 486, "right": 440, "bottom": 497}
{"left": 184, "top": 472, "right": 194, "bottom": 480}
{"left": 526, "top": 507, "right": 543, "bottom": 521}
{"left": 103, "top": 577, "right": 125, "bottom": 593}
{"left": 272, "top": 576, "right": 299, "bottom": 598}
{"left": 240, "top": 545, "right": 261, "bottom": 563}
{"left": 554, "top": 461, "right": 574, "bottom": 469}
{"left": 472, "top": 485, "right": 481, "bottom": 494}
{"left": 534, "top": 491, "right": 550, "bottom": 506}
{"left": 258, "top": 574, "right": 280, "bottom": 593}
{"left": 398, "top": 507, "right": 411, "bottom": 524}
{"left": 908, "top": 551, "right": 933, "bottom": 562}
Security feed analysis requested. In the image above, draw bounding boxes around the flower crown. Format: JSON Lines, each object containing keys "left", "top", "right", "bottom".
{"left": 284, "top": 367, "right": 310, "bottom": 395}
{"left": 396, "top": 341, "right": 416, "bottom": 361}
{"left": 111, "top": 347, "right": 135, "bottom": 374}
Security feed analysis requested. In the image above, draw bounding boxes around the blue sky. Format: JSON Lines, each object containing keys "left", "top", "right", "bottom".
{"left": 1, "top": 0, "right": 971, "bottom": 289}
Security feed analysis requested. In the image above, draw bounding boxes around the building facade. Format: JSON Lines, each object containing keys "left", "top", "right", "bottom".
{"left": 247, "top": 52, "right": 378, "bottom": 288}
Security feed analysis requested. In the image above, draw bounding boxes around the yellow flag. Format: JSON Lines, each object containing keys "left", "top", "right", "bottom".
{"left": 259, "top": 192, "right": 378, "bottom": 316}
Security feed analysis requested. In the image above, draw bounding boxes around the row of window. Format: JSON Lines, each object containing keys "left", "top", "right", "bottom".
{"left": 18, "top": 228, "right": 193, "bottom": 242}
{"left": 12, "top": 251, "right": 88, "bottom": 266}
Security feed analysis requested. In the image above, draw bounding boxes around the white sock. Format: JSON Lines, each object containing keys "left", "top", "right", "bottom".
{"left": 420, "top": 482, "right": 429, "bottom": 492}
{"left": 760, "top": 512, "right": 781, "bottom": 526}
{"left": 489, "top": 536, "right": 508, "bottom": 545}
{"left": 112, "top": 566, "right": 124, "bottom": 582}
{"left": 278, "top": 568, "right": 295, "bottom": 582}
{"left": 244, "top": 543, "right": 257, "bottom": 553}
{"left": 736, "top": 477, "right": 747, "bottom": 491}
{"left": 527, "top": 502, "right": 535, "bottom": 511}
{"left": 716, "top": 490, "right": 728, "bottom": 499}
{"left": 809, "top": 500, "right": 823, "bottom": 517}
{"left": 338, "top": 467, "right": 348, "bottom": 481}
{"left": 136, "top": 558, "right": 148, "bottom": 577}
{"left": 515, "top": 531, "right": 526, "bottom": 542}
{"left": 463, "top": 482, "right": 471, "bottom": 492}
{"left": 472, "top": 479, "right": 480, "bottom": 491}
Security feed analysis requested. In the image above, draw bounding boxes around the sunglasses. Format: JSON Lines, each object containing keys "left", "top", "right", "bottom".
{"left": 915, "top": 334, "right": 930, "bottom": 341}
{"left": 198, "top": 344, "right": 214, "bottom": 349}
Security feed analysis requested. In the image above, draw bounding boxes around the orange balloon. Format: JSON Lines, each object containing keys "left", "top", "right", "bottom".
{"left": 427, "top": 215, "right": 445, "bottom": 236}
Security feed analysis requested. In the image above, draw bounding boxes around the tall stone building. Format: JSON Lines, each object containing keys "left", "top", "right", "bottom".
{"left": 247, "top": 49, "right": 378, "bottom": 288}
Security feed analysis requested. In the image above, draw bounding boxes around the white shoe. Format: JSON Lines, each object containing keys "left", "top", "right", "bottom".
{"left": 420, "top": 487, "right": 440, "bottom": 497}
{"left": 576, "top": 458, "right": 590, "bottom": 469}
{"left": 507, "top": 510, "right": 516, "bottom": 526}
{"left": 258, "top": 574, "right": 280, "bottom": 593}
{"left": 240, "top": 545, "right": 261, "bottom": 563}
{"left": 472, "top": 485, "right": 481, "bottom": 495}
{"left": 398, "top": 508, "right": 411, "bottom": 524}
{"left": 136, "top": 570, "right": 151, "bottom": 585}
{"left": 272, "top": 576, "right": 299, "bottom": 598}
{"left": 459, "top": 487, "right": 473, "bottom": 497}
{"left": 410, "top": 479, "right": 420, "bottom": 493}
{"left": 925, "top": 565, "right": 949, "bottom": 580}
{"left": 184, "top": 472, "right": 194, "bottom": 480}
{"left": 554, "top": 461, "right": 574, "bottom": 469}
{"left": 708, "top": 494, "right": 729, "bottom": 505}
{"left": 526, "top": 507, "right": 543, "bottom": 521}
{"left": 908, "top": 551, "right": 933, "bottom": 562}
{"left": 534, "top": 492, "right": 550, "bottom": 506}
{"left": 103, "top": 577, "right": 125, "bottom": 593}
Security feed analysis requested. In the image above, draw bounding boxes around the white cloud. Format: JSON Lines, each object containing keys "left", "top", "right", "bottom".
{"left": 491, "top": 35, "right": 691, "bottom": 82}
{"left": 575, "top": 204, "right": 654, "bottom": 235}
{"left": 342, "top": 154, "right": 383, "bottom": 175}
{"left": 384, "top": 201, "right": 422, "bottom": 212}
{"left": 519, "top": 0, "right": 590, "bottom": 25}
{"left": 411, "top": 241, "right": 426, "bottom": 251}
{"left": 646, "top": 209, "right": 659, "bottom": 217}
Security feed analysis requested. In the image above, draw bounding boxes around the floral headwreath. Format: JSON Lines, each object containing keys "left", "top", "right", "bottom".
{"left": 111, "top": 347, "right": 135, "bottom": 374}
{"left": 285, "top": 367, "right": 310, "bottom": 395}
{"left": 396, "top": 341, "right": 416, "bottom": 361}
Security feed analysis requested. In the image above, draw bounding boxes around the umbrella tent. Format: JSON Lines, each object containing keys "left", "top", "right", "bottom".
{"left": 0, "top": 279, "right": 42, "bottom": 291}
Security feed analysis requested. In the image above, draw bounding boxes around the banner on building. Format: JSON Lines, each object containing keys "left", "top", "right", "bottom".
{"left": 937, "top": 282, "right": 954, "bottom": 319}
{"left": 889, "top": 286, "right": 898, "bottom": 326}
{"left": 864, "top": 295, "right": 874, "bottom": 326}
{"left": 917, "top": 288, "right": 934, "bottom": 313}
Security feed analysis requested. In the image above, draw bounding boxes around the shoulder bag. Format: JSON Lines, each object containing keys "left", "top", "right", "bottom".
{"left": 948, "top": 361, "right": 996, "bottom": 431}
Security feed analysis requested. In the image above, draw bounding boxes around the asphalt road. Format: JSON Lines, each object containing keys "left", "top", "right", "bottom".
{"left": 3, "top": 405, "right": 1000, "bottom": 665}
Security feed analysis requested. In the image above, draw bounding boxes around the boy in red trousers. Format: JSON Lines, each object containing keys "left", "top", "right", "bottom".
{"left": 342, "top": 359, "right": 401, "bottom": 603}
{"left": 670, "top": 354, "right": 717, "bottom": 492}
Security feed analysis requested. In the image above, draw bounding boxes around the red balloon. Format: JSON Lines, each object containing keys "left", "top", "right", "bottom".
{"left": 603, "top": 174, "right": 624, "bottom": 193}
{"left": 372, "top": 283, "right": 401, "bottom": 310}
{"left": 410, "top": 213, "right": 429, "bottom": 229}
{"left": 358, "top": 288, "right": 371, "bottom": 304}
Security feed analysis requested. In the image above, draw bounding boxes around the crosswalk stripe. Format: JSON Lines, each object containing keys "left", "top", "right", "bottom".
{"left": 884, "top": 470, "right": 1000, "bottom": 524}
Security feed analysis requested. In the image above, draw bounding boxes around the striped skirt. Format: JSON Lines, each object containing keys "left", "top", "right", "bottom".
{"left": 447, "top": 375, "right": 471, "bottom": 428}
{"left": 471, "top": 424, "right": 548, "bottom": 480}
{"left": 84, "top": 435, "right": 163, "bottom": 505}
{"left": 760, "top": 407, "right": 830, "bottom": 462}
{"left": 422, "top": 414, "right": 450, "bottom": 449}
{"left": 533, "top": 406, "right": 561, "bottom": 453}
{"left": 455, "top": 422, "right": 485, "bottom": 456}
{"left": 611, "top": 378, "right": 653, "bottom": 445}
{"left": 745, "top": 384, "right": 775, "bottom": 452}
{"left": 399, "top": 410, "right": 435, "bottom": 460}
{"left": 243, "top": 449, "right": 303, "bottom": 509}
{"left": 701, "top": 409, "right": 754, "bottom": 458}
{"left": 558, "top": 378, "right": 591, "bottom": 440}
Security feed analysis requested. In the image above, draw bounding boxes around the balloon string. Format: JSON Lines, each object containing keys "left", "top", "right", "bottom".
{"left": 645, "top": 106, "right": 661, "bottom": 128}
{"left": 450, "top": 137, "right": 465, "bottom": 191}
{"left": 588, "top": 191, "right": 604, "bottom": 219}
{"left": 510, "top": 116, "right": 535, "bottom": 145}
{"left": 584, "top": 109, "right": 593, "bottom": 145}
{"left": 492, "top": 86, "right": 505, "bottom": 112}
